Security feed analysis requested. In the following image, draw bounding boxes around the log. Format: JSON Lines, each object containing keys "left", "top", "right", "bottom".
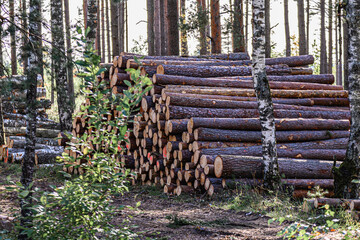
{"left": 214, "top": 155, "right": 341, "bottom": 179}
{"left": 165, "top": 105, "right": 350, "bottom": 120}
{"left": 163, "top": 86, "right": 348, "bottom": 99}
{"left": 110, "top": 73, "right": 131, "bottom": 87}
{"left": 11, "top": 148, "right": 63, "bottom": 164}
{"left": 157, "top": 64, "right": 292, "bottom": 77}
{"left": 0, "top": 75, "right": 43, "bottom": 89}
{"left": 3, "top": 118, "right": 61, "bottom": 130}
{"left": 290, "top": 67, "right": 313, "bottom": 75}
{"left": 194, "top": 128, "right": 349, "bottom": 142}
{"left": 311, "top": 98, "right": 349, "bottom": 106}
{"left": 204, "top": 177, "right": 222, "bottom": 190}
{"left": 2, "top": 99, "right": 52, "bottom": 112}
{"left": 154, "top": 74, "right": 341, "bottom": 90}
{"left": 10, "top": 136, "right": 59, "bottom": 146}
{"left": 5, "top": 87, "right": 47, "bottom": 99}
{"left": 175, "top": 185, "right": 194, "bottom": 196}
{"left": 188, "top": 118, "right": 350, "bottom": 132}
{"left": 314, "top": 198, "right": 351, "bottom": 209}
{"left": 166, "top": 119, "right": 189, "bottom": 135}
{"left": 350, "top": 200, "right": 360, "bottom": 211}
{"left": 5, "top": 127, "right": 60, "bottom": 138}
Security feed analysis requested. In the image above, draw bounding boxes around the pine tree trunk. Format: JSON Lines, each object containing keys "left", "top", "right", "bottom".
{"left": 118, "top": 0, "right": 125, "bottom": 53}
{"left": 51, "top": 0, "right": 73, "bottom": 132}
{"left": 154, "top": 0, "right": 161, "bottom": 55}
{"left": 198, "top": 0, "right": 208, "bottom": 55}
{"left": 284, "top": 0, "right": 291, "bottom": 56}
{"left": 320, "top": 0, "right": 327, "bottom": 74}
{"left": 83, "top": 0, "right": 88, "bottom": 27}
{"left": 252, "top": 0, "right": 280, "bottom": 189}
{"left": 245, "top": 0, "right": 249, "bottom": 51}
{"left": 0, "top": 99, "right": 5, "bottom": 145}
{"left": 210, "top": 0, "right": 221, "bottom": 53}
{"left": 19, "top": 0, "right": 42, "bottom": 238}
{"left": 111, "top": 0, "right": 119, "bottom": 57}
{"left": 334, "top": 0, "right": 360, "bottom": 199}
{"left": 21, "top": 0, "right": 28, "bottom": 73}
{"left": 343, "top": 19, "right": 349, "bottom": 90}
{"left": 87, "top": 0, "right": 98, "bottom": 47}
{"left": 180, "top": 0, "right": 188, "bottom": 55}
{"left": 125, "top": 0, "right": 128, "bottom": 52}
{"left": 297, "top": 0, "right": 306, "bottom": 55}
{"left": 64, "top": 0, "right": 75, "bottom": 108}
{"left": 328, "top": 0, "right": 333, "bottom": 74}
{"left": 306, "top": 0, "right": 310, "bottom": 54}
{"left": 10, "top": 0, "right": 17, "bottom": 75}
{"left": 96, "top": 0, "right": 101, "bottom": 56}
{"left": 101, "top": 0, "right": 106, "bottom": 62}
{"left": 336, "top": 3, "right": 343, "bottom": 86}
{"left": 37, "top": 2, "right": 44, "bottom": 79}
{"left": 160, "top": 0, "right": 167, "bottom": 55}
{"left": 0, "top": 0, "right": 3, "bottom": 76}
{"left": 233, "top": 0, "right": 245, "bottom": 52}
{"left": 147, "top": 0, "right": 155, "bottom": 56}
{"left": 264, "top": 0, "right": 271, "bottom": 58}
{"left": 167, "top": 0, "right": 179, "bottom": 56}
{"left": 106, "top": 0, "right": 111, "bottom": 61}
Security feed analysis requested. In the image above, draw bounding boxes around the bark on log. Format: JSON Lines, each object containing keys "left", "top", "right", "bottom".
{"left": 4, "top": 127, "right": 60, "bottom": 138}
{"left": 216, "top": 74, "right": 335, "bottom": 84}
{"left": 157, "top": 64, "right": 292, "bottom": 77}
{"left": 9, "top": 136, "right": 58, "bottom": 146}
{"left": 11, "top": 148, "right": 63, "bottom": 164}
{"left": 3, "top": 118, "right": 61, "bottom": 130}
{"left": 194, "top": 127, "right": 349, "bottom": 142}
{"left": 188, "top": 118, "right": 350, "bottom": 132}
{"left": 154, "top": 74, "right": 341, "bottom": 90}
{"left": 165, "top": 105, "right": 350, "bottom": 120}
{"left": 214, "top": 155, "right": 340, "bottom": 179}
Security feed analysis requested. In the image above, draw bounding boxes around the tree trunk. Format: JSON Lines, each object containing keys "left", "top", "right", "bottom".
{"left": 210, "top": 0, "right": 221, "bottom": 53}
{"left": 284, "top": 0, "right": 290, "bottom": 56}
{"left": 297, "top": 0, "right": 306, "bottom": 55}
{"left": 51, "top": 0, "right": 73, "bottom": 132}
{"left": 106, "top": 0, "right": 111, "bottom": 61}
{"left": 0, "top": 0, "right": 3, "bottom": 76}
{"left": 154, "top": 0, "right": 161, "bottom": 55}
{"left": 64, "top": 0, "right": 75, "bottom": 108}
{"left": 245, "top": 0, "right": 249, "bottom": 51}
{"left": 147, "top": 0, "right": 155, "bottom": 56}
{"left": 320, "top": 0, "right": 328, "bottom": 74}
{"left": 10, "top": 0, "right": 17, "bottom": 75}
{"left": 306, "top": 0, "right": 310, "bottom": 54}
{"left": 327, "top": 0, "right": 333, "bottom": 74}
{"left": 21, "top": 0, "right": 28, "bottom": 74}
{"left": 0, "top": 99, "right": 5, "bottom": 145}
{"left": 198, "top": 0, "right": 208, "bottom": 55}
{"left": 334, "top": 0, "right": 360, "bottom": 199}
{"left": 160, "top": 0, "right": 167, "bottom": 55}
{"left": 118, "top": 0, "right": 125, "bottom": 53}
{"left": 167, "top": 0, "right": 179, "bottom": 56}
{"left": 96, "top": 0, "right": 101, "bottom": 56}
{"left": 111, "top": 0, "right": 119, "bottom": 56}
{"left": 87, "top": 0, "right": 98, "bottom": 47}
{"left": 336, "top": 3, "right": 343, "bottom": 86}
{"left": 180, "top": 0, "right": 188, "bottom": 56}
{"left": 232, "top": 0, "right": 245, "bottom": 52}
{"left": 101, "top": 0, "right": 106, "bottom": 62}
{"left": 264, "top": 0, "right": 271, "bottom": 58}
{"left": 19, "top": 0, "right": 42, "bottom": 238}
{"left": 343, "top": 19, "right": 349, "bottom": 90}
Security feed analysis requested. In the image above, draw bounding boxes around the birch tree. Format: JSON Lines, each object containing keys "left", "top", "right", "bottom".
{"left": 334, "top": 0, "right": 360, "bottom": 199}
{"left": 51, "top": 0, "right": 72, "bottom": 132}
{"left": 19, "top": 0, "right": 42, "bottom": 238}
{"left": 252, "top": 0, "right": 280, "bottom": 189}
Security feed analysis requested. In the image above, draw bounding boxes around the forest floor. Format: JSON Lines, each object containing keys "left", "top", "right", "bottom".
{"left": 0, "top": 163, "right": 357, "bottom": 240}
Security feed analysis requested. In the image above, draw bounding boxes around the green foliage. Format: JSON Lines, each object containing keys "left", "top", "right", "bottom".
{"left": 165, "top": 214, "right": 196, "bottom": 229}
{"left": 11, "top": 27, "right": 152, "bottom": 240}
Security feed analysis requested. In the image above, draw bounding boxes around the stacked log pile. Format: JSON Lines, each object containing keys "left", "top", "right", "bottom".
{"left": 61, "top": 52, "right": 350, "bottom": 198}
{"left": 0, "top": 75, "right": 63, "bottom": 164}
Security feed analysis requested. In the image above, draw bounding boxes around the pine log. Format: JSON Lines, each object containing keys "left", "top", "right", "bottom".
{"left": 154, "top": 74, "right": 341, "bottom": 90}
{"left": 290, "top": 67, "right": 313, "bottom": 75}
{"left": 350, "top": 200, "right": 360, "bottom": 211}
{"left": 214, "top": 155, "right": 341, "bottom": 179}
{"left": 314, "top": 198, "right": 352, "bottom": 209}
{"left": 110, "top": 73, "right": 131, "bottom": 87}
{"left": 163, "top": 86, "right": 348, "bottom": 99}
{"left": 216, "top": 74, "right": 335, "bottom": 84}
{"left": 188, "top": 118, "right": 350, "bottom": 132}
{"left": 193, "top": 141, "right": 260, "bottom": 152}
{"left": 195, "top": 52, "right": 250, "bottom": 60}
{"left": 166, "top": 119, "right": 189, "bottom": 135}
{"left": 157, "top": 64, "right": 292, "bottom": 77}
{"left": 175, "top": 185, "right": 194, "bottom": 196}
{"left": 311, "top": 98, "right": 349, "bottom": 106}
{"left": 194, "top": 128, "right": 349, "bottom": 142}
{"left": 199, "top": 155, "right": 217, "bottom": 168}
{"left": 165, "top": 105, "right": 350, "bottom": 120}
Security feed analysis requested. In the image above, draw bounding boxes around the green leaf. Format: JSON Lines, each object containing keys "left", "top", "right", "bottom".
{"left": 19, "top": 190, "right": 30, "bottom": 198}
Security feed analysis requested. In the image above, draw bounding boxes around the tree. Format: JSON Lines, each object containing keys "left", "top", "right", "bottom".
{"left": 245, "top": 0, "right": 249, "bottom": 51}
{"left": 118, "top": 0, "right": 125, "bottom": 53}
{"left": 233, "top": 0, "right": 245, "bottom": 52}
{"left": 320, "top": 0, "right": 327, "bottom": 74}
{"left": 147, "top": 0, "right": 155, "bottom": 56}
{"left": 87, "top": 0, "right": 98, "bottom": 48}
{"left": 111, "top": 0, "right": 119, "bottom": 57}
{"left": 334, "top": 0, "right": 360, "bottom": 199}
{"left": 197, "top": 0, "right": 208, "bottom": 55}
{"left": 160, "top": 0, "right": 167, "bottom": 55}
{"left": 252, "top": 0, "right": 280, "bottom": 189}
{"left": 210, "top": 0, "right": 221, "bottom": 53}
{"left": 343, "top": 16, "right": 349, "bottom": 89}
{"left": 10, "top": 0, "right": 17, "bottom": 75}
{"left": 0, "top": 0, "right": 4, "bottom": 76}
{"left": 19, "top": 0, "right": 42, "bottom": 238}
{"left": 154, "top": 0, "right": 161, "bottom": 55}
{"left": 327, "top": 0, "right": 333, "bottom": 74}
{"left": 284, "top": 0, "right": 291, "bottom": 56}
{"left": 297, "top": 0, "right": 306, "bottom": 55}
{"left": 264, "top": 0, "right": 271, "bottom": 58}
{"left": 64, "top": 0, "right": 75, "bottom": 107}
{"left": 21, "top": 0, "right": 28, "bottom": 73}
{"left": 51, "top": 0, "right": 72, "bottom": 132}
{"left": 106, "top": 0, "right": 111, "bottom": 61}
{"left": 180, "top": 0, "right": 188, "bottom": 55}
{"left": 0, "top": 99, "right": 4, "bottom": 146}
{"left": 167, "top": 0, "right": 179, "bottom": 55}
{"left": 101, "top": 0, "right": 106, "bottom": 62}
{"left": 306, "top": 0, "right": 310, "bottom": 54}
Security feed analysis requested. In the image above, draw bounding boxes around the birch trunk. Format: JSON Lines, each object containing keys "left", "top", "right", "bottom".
{"left": 64, "top": 0, "right": 75, "bottom": 107}
{"left": 334, "top": 0, "right": 360, "bottom": 199}
{"left": 19, "top": 0, "right": 42, "bottom": 238}
{"left": 252, "top": 0, "right": 280, "bottom": 189}
{"left": 297, "top": 0, "right": 306, "bottom": 55}
{"left": 233, "top": 0, "right": 245, "bottom": 52}
{"left": 147, "top": 0, "right": 155, "bottom": 56}
{"left": 10, "top": 0, "right": 17, "bottom": 75}
{"left": 87, "top": 0, "right": 98, "bottom": 47}
{"left": 320, "top": 0, "right": 328, "bottom": 74}
{"left": 284, "top": 0, "right": 290, "bottom": 56}
{"left": 51, "top": 0, "right": 73, "bottom": 132}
